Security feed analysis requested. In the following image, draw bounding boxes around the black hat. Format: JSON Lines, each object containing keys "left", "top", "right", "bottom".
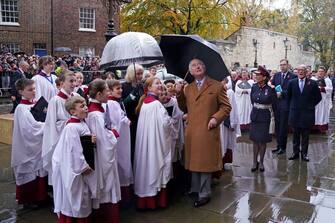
{"left": 254, "top": 65, "right": 270, "bottom": 78}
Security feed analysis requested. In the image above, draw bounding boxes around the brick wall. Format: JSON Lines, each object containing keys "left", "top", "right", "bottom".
{"left": 0, "top": 0, "right": 51, "bottom": 54}
{"left": 0, "top": 0, "right": 119, "bottom": 56}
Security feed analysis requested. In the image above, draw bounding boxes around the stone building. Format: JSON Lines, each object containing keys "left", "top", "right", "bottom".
{"left": 0, "top": 0, "right": 119, "bottom": 56}
{"left": 213, "top": 26, "right": 315, "bottom": 71}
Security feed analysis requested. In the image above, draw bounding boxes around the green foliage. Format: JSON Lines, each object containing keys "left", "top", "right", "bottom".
{"left": 297, "top": 0, "right": 335, "bottom": 69}
{"left": 120, "top": 0, "right": 240, "bottom": 39}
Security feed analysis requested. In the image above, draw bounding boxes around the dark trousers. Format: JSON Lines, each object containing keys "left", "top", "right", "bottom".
{"left": 275, "top": 110, "right": 289, "bottom": 150}
{"left": 293, "top": 127, "right": 310, "bottom": 155}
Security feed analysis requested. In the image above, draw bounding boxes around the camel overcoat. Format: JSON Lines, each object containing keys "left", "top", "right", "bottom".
{"left": 177, "top": 77, "right": 231, "bottom": 172}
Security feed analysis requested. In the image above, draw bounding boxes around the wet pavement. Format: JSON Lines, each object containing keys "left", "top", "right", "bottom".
{"left": 1, "top": 110, "right": 335, "bottom": 223}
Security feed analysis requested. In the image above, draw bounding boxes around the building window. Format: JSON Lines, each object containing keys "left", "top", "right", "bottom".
{"left": 0, "top": 0, "right": 19, "bottom": 25}
{"left": 0, "top": 42, "right": 20, "bottom": 53}
{"left": 79, "top": 47, "right": 95, "bottom": 57}
{"left": 79, "top": 8, "right": 95, "bottom": 32}
{"left": 33, "top": 43, "right": 47, "bottom": 56}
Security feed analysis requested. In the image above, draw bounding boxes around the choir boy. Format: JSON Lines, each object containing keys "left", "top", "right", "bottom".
{"left": 106, "top": 79, "right": 134, "bottom": 204}
{"left": 11, "top": 78, "right": 48, "bottom": 207}
{"left": 52, "top": 95, "right": 96, "bottom": 223}
{"left": 32, "top": 56, "right": 57, "bottom": 102}
{"left": 42, "top": 70, "right": 77, "bottom": 185}
{"left": 86, "top": 79, "right": 121, "bottom": 223}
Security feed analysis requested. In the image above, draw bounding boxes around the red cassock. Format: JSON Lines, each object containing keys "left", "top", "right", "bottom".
{"left": 92, "top": 203, "right": 119, "bottom": 223}
{"left": 59, "top": 213, "right": 92, "bottom": 223}
{"left": 16, "top": 176, "right": 48, "bottom": 205}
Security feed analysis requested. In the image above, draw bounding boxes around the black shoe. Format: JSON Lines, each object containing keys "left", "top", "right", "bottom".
{"left": 259, "top": 163, "right": 265, "bottom": 172}
{"left": 288, "top": 153, "right": 299, "bottom": 160}
{"left": 272, "top": 148, "right": 280, "bottom": 153}
{"left": 276, "top": 149, "right": 286, "bottom": 155}
{"left": 301, "top": 154, "right": 310, "bottom": 162}
{"left": 251, "top": 162, "right": 259, "bottom": 172}
{"left": 194, "top": 197, "right": 210, "bottom": 207}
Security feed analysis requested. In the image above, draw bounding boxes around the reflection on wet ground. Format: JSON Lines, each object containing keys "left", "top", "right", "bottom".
{"left": 1, "top": 111, "right": 335, "bottom": 223}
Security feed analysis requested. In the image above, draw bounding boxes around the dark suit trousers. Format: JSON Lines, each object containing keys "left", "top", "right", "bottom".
{"left": 293, "top": 127, "right": 310, "bottom": 155}
{"left": 275, "top": 110, "right": 289, "bottom": 150}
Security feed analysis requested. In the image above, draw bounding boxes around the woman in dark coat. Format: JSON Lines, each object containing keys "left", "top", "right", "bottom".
{"left": 250, "top": 66, "right": 276, "bottom": 172}
{"left": 122, "top": 63, "right": 144, "bottom": 162}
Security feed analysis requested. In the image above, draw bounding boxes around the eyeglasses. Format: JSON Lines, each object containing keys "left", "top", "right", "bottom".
{"left": 280, "top": 64, "right": 287, "bottom": 66}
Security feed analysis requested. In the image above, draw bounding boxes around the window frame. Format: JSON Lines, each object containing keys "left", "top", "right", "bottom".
{"left": 0, "top": 0, "right": 19, "bottom": 26}
{"left": 78, "top": 7, "right": 96, "bottom": 32}
{"left": 79, "top": 46, "right": 95, "bottom": 57}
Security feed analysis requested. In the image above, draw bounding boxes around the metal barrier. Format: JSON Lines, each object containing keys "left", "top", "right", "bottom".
{"left": 0, "top": 71, "right": 12, "bottom": 98}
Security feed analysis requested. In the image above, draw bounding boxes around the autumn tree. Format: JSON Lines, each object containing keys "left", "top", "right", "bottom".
{"left": 120, "top": 0, "right": 241, "bottom": 39}
{"left": 297, "top": 0, "right": 335, "bottom": 69}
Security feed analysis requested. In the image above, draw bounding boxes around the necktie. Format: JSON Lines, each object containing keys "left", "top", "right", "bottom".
{"left": 299, "top": 79, "right": 304, "bottom": 93}
{"left": 196, "top": 80, "right": 201, "bottom": 90}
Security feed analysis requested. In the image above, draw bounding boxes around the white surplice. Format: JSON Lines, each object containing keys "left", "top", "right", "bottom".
{"left": 312, "top": 77, "right": 333, "bottom": 125}
{"left": 32, "top": 74, "right": 57, "bottom": 102}
{"left": 234, "top": 80, "right": 253, "bottom": 126}
{"left": 134, "top": 99, "right": 173, "bottom": 197}
{"left": 105, "top": 100, "right": 133, "bottom": 187}
{"left": 52, "top": 121, "right": 95, "bottom": 218}
{"left": 220, "top": 89, "right": 241, "bottom": 157}
{"left": 163, "top": 97, "right": 184, "bottom": 163}
{"left": 86, "top": 105, "right": 121, "bottom": 208}
{"left": 11, "top": 103, "right": 46, "bottom": 185}
{"left": 41, "top": 91, "right": 71, "bottom": 185}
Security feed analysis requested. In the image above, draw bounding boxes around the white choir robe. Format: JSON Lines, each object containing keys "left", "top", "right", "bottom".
{"left": 134, "top": 98, "right": 173, "bottom": 198}
{"left": 32, "top": 74, "right": 57, "bottom": 102}
{"left": 312, "top": 77, "right": 333, "bottom": 126}
{"left": 86, "top": 103, "right": 121, "bottom": 208}
{"left": 41, "top": 91, "right": 71, "bottom": 185}
{"left": 52, "top": 121, "right": 95, "bottom": 218}
{"left": 220, "top": 89, "right": 241, "bottom": 158}
{"left": 234, "top": 80, "right": 253, "bottom": 126}
{"left": 11, "top": 103, "right": 47, "bottom": 186}
{"left": 105, "top": 99, "right": 133, "bottom": 187}
{"left": 163, "top": 97, "right": 184, "bottom": 163}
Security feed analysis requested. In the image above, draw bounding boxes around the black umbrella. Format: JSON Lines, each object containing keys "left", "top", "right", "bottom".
{"left": 159, "top": 34, "right": 230, "bottom": 83}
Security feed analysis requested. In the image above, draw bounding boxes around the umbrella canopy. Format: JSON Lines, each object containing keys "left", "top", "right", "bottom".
{"left": 159, "top": 34, "right": 230, "bottom": 83}
{"left": 54, "top": 47, "right": 72, "bottom": 52}
{"left": 100, "top": 32, "right": 164, "bottom": 70}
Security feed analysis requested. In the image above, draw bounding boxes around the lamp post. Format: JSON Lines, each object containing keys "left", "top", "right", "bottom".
{"left": 103, "top": 0, "right": 132, "bottom": 42}
{"left": 283, "top": 37, "right": 289, "bottom": 59}
{"left": 252, "top": 39, "right": 258, "bottom": 68}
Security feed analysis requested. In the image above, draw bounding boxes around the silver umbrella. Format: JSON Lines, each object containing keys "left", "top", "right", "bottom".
{"left": 100, "top": 32, "right": 164, "bottom": 69}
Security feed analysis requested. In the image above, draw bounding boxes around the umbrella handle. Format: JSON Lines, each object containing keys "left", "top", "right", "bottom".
{"left": 183, "top": 70, "right": 189, "bottom": 81}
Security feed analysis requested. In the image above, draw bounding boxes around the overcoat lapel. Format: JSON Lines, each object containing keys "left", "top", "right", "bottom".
{"left": 195, "top": 78, "right": 213, "bottom": 101}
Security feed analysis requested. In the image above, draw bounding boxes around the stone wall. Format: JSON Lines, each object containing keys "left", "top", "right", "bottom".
{"left": 214, "top": 26, "right": 315, "bottom": 71}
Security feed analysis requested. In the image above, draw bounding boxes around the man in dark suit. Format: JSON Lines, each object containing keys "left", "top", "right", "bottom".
{"left": 9, "top": 60, "right": 29, "bottom": 113}
{"left": 287, "top": 64, "right": 322, "bottom": 162}
{"left": 271, "top": 59, "right": 297, "bottom": 155}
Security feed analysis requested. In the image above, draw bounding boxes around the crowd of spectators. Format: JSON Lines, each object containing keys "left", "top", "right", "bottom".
{"left": 0, "top": 52, "right": 103, "bottom": 91}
